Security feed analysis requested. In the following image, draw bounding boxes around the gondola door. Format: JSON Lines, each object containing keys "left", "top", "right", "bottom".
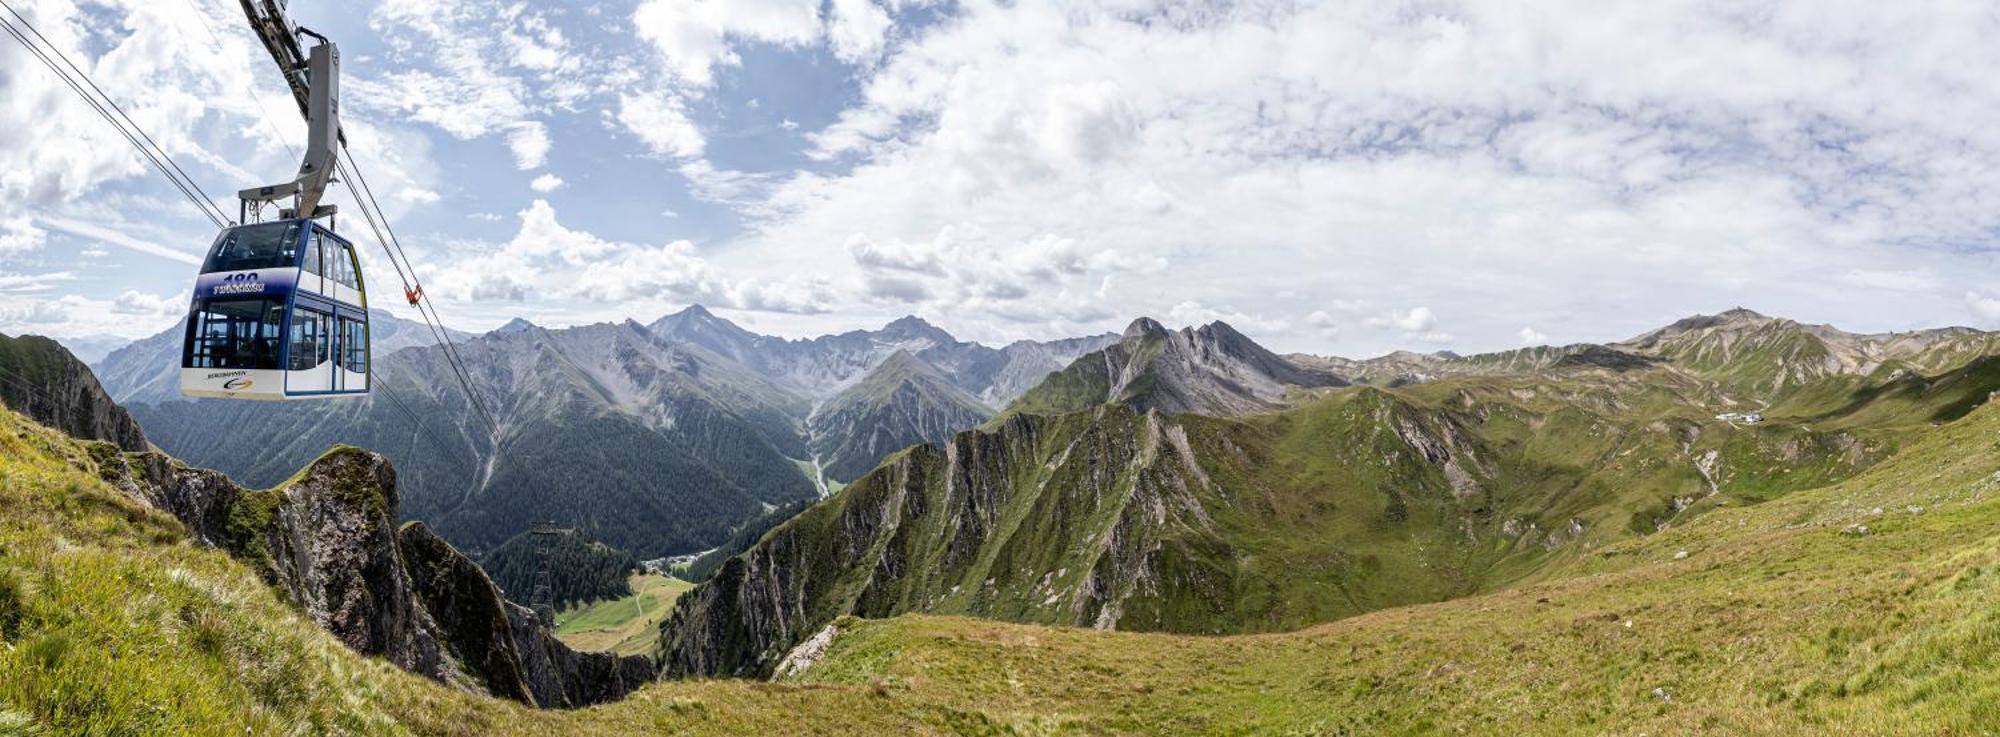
{"left": 285, "top": 305, "right": 334, "bottom": 395}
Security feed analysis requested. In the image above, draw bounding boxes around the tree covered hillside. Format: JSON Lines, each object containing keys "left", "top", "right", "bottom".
{"left": 481, "top": 529, "right": 638, "bottom": 610}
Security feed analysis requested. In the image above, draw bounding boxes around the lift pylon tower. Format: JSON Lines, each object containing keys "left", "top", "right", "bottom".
{"left": 528, "top": 522, "right": 564, "bottom": 625}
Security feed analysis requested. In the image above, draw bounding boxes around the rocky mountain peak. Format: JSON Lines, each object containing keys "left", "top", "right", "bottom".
{"left": 494, "top": 317, "right": 537, "bottom": 335}
{"left": 1717, "top": 307, "right": 1770, "bottom": 320}
{"left": 1011, "top": 316, "right": 1343, "bottom": 418}
{"left": 1123, "top": 317, "right": 1169, "bottom": 340}
{"left": 880, "top": 315, "right": 955, "bottom": 343}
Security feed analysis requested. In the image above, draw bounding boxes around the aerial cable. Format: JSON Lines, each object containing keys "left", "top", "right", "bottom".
{"left": 329, "top": 147, "right": 499, "bottom": 439}
{"left": 332, "top": 152, "right": 496, "bottom": 439}
{"left": 374, "top": 376, "right": 484, "bottom": 489}
{"left": 0, "top": 0, "right": 232, "bottom": 228}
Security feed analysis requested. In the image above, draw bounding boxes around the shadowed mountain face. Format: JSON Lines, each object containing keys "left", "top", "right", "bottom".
{"left": 95, "top": 306, "right": 1116, "bottom": 559}
{"left": 806, "top": 351, "right": 996, "bottom": 483}
{"left": 0, "top": 332, "right": 148, "bottom": 452}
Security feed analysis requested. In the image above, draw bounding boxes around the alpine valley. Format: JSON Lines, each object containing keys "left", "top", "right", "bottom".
{"left": 6, "top": 306, "right": 2000, "bottom": 734}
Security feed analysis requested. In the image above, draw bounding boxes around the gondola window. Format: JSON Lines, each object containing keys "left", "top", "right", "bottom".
{"left": 288, "top": 308, "right": 332, "bottom": 371}
{"left": 185, "top": 298, "right": 285, "bottom": 370}
{"left": 202, "top": 222, "right": 302, "bottom": 273}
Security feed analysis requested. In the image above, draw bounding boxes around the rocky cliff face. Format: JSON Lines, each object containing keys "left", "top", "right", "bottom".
{"left": 0, "top": 333, "right": 148, "bottom": 452}
{"left": 97, "top": 444, "right": 652, "bottom": 708}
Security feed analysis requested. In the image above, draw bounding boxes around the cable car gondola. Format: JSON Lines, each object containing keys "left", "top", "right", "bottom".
{"left": 180, "top": 18, "right": 368, "bottom": 400}
{"left": 180, "top": 219, "right": 368, "bottom": 400}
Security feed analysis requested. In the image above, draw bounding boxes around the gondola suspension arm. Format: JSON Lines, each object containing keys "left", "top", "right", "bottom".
{"left": 236, "top": 0, "right": 339, "bottom": 222}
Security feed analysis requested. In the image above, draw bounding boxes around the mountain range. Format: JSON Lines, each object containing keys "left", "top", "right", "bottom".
{"left": 90, "top": 305, "right": 1119, "bottom": 558}
{"left": 659, "top": 308, "right": 2000, "bottom": 677}
{"left": 8, "top": 306, "right": 2000, "bottom": 732}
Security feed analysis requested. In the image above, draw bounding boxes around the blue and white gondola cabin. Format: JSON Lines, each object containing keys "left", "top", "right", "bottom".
{"left": 180, "top": 219, "right": 369, "bottom": 400}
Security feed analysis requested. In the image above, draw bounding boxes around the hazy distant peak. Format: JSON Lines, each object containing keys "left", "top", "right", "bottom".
{"left": 493, "top": 317, "right": 537, "bottom": 335}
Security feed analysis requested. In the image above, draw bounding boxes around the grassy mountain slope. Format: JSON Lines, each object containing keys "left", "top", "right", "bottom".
{"left": 791, "top": 397, "right": 2000, "bottom": 734}
{"left": 662, "top": 360, "right": 1904, "bottom": 677}
{"left": 5, "top": 390, "right": 2000, "bottom": 732}
{"left": 554, "top": 574, "right": 693, "bottom": 657}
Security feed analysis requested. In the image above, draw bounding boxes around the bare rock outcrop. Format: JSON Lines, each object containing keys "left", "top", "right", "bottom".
{"left": 98, "top": 445, "right": 653, "bottom": 708}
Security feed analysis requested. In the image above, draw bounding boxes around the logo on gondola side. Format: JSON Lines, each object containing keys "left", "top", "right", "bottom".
{"left": 222, "top": 377, "right": 254, "bottom": 390}
{"left": 212, "top": 272, "right": 266, "bottom": 296}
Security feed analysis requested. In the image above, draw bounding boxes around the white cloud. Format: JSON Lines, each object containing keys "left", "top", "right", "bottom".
{"left": 617, "top": 92, "right": 706, "bottom": 159}
{"left": 404, "top": 188, "right": 444, "bottom": 205}
{"left": 112, "top": 290, "right": 181, "bottom": 318}
{"left": 632, "top": 0, "right": 822, "bottom": 87}
{"left": 1168, "top": 301, "right": 1288, "bottom": 334}
{"left": 1519, "top": 327, "right": 1549, "bottom": 346}
{"left": 1368, "top": 307, "right": 1438, "bottom": 334}
{"left": 827, "top": 0, "right": 894, "bottom": 65}
{"left": 845, "top": 233, "right": 943, "bottom": 275}
{"left": 833, "top": 225, "right": 1161, "bottom": 327}
{"left": 506, "top": 122, "right": 552, "bottom": 170}
{"left": 431, "top": 200, "right": 829, "bottom": 314}
{"left": 0, "top": 289, "right": 180, "bottom": 340}
{"left": 530, "top": 174, "right": 565, "bottom": 193}
{"left": 1969, "top": 292, "right": 2000, "bottom": 325}
{"left": 1837, "top": 268, "right": 1940, "bottom": 292}
{"left": 0, "top": 217, "right": 45, "bottom": 255}
{"left": 39, "top": 218, "right": 200, "bottom": 265}
{"left": 1305, "top": 310, "right": 1338, "bottom": 338}
{"left": 713, "top": 0, "right": 2000, "bottom": 353}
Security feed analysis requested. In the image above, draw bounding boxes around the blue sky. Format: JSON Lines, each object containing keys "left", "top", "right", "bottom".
{"left": 3, "top": 0, "right": 1999, "bottom": 359}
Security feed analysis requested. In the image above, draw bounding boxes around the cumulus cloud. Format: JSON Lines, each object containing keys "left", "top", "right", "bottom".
{"left": 432, "top": 200, "right": 830, "bottom": 314}
{"left": 711, "top": 0, "right": 2000, "bottom": 353}
{"left": 0, "top": 289, "right": 180, "bottom": 340}
{"left": 1168, "top": 301, "right": 1288, "bottom": 334}
{"left": 530, "top": 174, "right": 565, "bottom": 193}
{"left": 1306, "top": 310, "right": 1339, "bottom": 338}
{"left": 1368, "top": 307, "right": 1438, "bottom": 334}
{"left": 845, "top": 233, "right": 943, "bottom": 275}
{"left": 827, "top": 0, "right": 894, "bottom": 65}
{"left": 633, "top": 0, "right": 822, "bottom": 87}
{"left": 617, "top": 92, "right": 707, "bottom": 159}
{"left": 0, "top": 218, "right": 45, "bottom": 256}
{"left": 1518, "top": 327, "right": 1549, "bottom": 346}
{"left": 112, "top": 290, "right": 182, "bottom": 318}
{"left": 835, "top": 225, "right": 1161, "bottom": 324}
{"left": 1969, "top": 292, "right": 2000, "bottom": 325}
{"left": 505, "top": 122, "right": 552, "bottom": 170}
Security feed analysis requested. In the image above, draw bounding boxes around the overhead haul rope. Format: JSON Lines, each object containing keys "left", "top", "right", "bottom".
{"left": 0, "top": 0, "right": 232, "bottom": 229}
{"left": 331, "top": 147, "right": 500, "bottom": 440}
